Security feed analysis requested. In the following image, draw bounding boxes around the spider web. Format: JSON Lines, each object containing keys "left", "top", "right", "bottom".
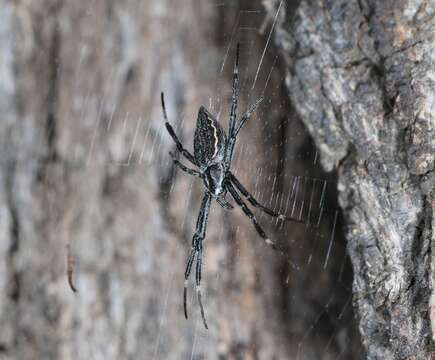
{"left": 67, "top": 1, "right": 364, "bottom": 359}
{"left": 174, "top": 5, "right": 361, "bottom": 359}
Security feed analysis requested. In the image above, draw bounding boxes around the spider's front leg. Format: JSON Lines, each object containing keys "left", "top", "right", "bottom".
{"left": 161, "top": 92, "right": 196, "bottom": 165}
{"left": 184, "top": 192, "right": 212, "bottom": 329}
{"left": 228, "top": 43, "right": 240, "bottom": 137}
{"left": 233, "top": 96, "right": 264, "bottom": 137}
{"left": 169, "top": 151, "right": 201, "bottom": 178}
{"left": 224, "top": 97, "right": 264, "bottom": 170}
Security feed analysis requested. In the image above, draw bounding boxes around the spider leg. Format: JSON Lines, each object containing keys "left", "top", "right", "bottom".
{"left": 216, "top": 197, "right": 233, "bottom": 210}
{"left": 216, "top": 191, "right": 234, "bottom": 210}
{"left": 161, "top": 92, "right": 196, "bottom": 165}
{"left": 184, "top": 192, "right": 212, "bottom": 329}
{"left": 228, "top": 43, "right": 240, "bottom": 137}
{"left": 227, "top": 182, "right": 279, "bottom": 251}
{"left": 233, "top": 96, "right": 264, "bottom": 137}
{"left": 184, "top": 248, "right": 196, "bottom": 318}
{"left": 195, "top": 245, "right": 208, "bottom": 329}
{"left": 169, "top": 152, "right": 201, "bottom": 177}
{"left": 224, "top": 96, "right": 264, "bottom": 170}
{"left": 229, "top": 172, "right": 304, "bottom": 223}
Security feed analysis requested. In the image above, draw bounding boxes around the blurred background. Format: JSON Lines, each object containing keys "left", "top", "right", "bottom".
{"left": 0, "top": 0, "right": 363, "bottom": 358}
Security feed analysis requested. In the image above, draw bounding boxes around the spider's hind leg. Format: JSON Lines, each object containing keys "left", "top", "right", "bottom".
{"left": 227, "top": 182, "right": 278, "bottom": 251}
{"left": 229, "top": 172, "right": 305, "bottom": 224}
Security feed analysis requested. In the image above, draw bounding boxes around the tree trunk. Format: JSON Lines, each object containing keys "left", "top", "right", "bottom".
{"left": 0, "top": 0, "right": 373, "bottom": 359}
{"left": 266, "top": 0, "right": 434, "bottom": 358}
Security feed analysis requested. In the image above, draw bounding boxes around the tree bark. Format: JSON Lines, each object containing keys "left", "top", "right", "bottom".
{"left": 0, "top": 0, "right": 362, "bottom": 359}
{"left": 266, "top": 0, "right": 434, "bottom": 358}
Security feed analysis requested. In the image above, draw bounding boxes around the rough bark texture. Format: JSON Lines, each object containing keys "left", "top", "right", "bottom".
{"left": 267, "top": 0, "right": 434, "bottom": 358}
{"left": 0, "top": 0, "right": 363, "bottom": 359}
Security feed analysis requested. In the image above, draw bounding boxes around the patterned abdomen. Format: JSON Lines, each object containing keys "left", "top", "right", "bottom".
{"left": 194, "top": 107, "right": 227, "bottom": 168}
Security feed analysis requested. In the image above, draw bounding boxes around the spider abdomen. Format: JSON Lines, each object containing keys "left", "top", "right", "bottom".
{"left": 194, "top": 107, "right": 227, "bottom": 169}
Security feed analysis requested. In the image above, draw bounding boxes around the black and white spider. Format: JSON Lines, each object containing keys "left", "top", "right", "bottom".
{"left": 161, "top": 44, "right": 301, "bottom": 329}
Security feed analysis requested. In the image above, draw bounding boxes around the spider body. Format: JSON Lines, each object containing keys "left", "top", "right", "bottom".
{"left": 161, "top": 44, "right": 302, "bottom": 330}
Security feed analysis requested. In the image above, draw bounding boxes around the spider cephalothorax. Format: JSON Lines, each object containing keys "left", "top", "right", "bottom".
{"left": 161, "top": 43, "right": 301, "bottom": 329}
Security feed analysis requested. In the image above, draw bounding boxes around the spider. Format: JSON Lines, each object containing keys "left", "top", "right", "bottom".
{"left": 161, "top": 43, "right": 301, "bottom": 329}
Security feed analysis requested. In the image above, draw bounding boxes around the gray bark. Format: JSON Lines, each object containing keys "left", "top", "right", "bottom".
{"left": 267, "top": 0, "right": 434, "bottom": 358}
{"left": 0, "top": 0, "right": 363, "bottom": 359}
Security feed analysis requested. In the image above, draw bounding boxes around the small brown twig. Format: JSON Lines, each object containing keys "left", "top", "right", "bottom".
{"left": 67, "top": 243, "right": 77, "bottom": 292}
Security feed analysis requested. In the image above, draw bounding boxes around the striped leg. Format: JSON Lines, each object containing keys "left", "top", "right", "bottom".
{"left": 227, "top": 182, "right": 278, "bottom": 251}
{"left": 233, "top": 96, "right": 264, "bottom": 137}
{"left": 229, "top": 172, "right": 304, "bottom": 223}
{"left": 184, "top": 192, "right": 212, "bottom": 329}
{"left": 169, "top": 152, "right": 201, "bottom": 177}
{"left": 161, "top": 92, "right": 196, "bottom": 165}
{"left": 224, "top": 94, "right": 263, "bottom": 169}
{"left": 228, "top": 43, "right": 240, "bottom": 137}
